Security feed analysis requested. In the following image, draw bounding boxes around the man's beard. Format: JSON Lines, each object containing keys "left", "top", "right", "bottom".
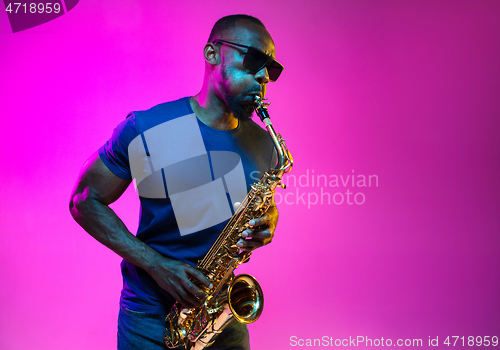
{"left": 225, "top": 94, "right": 254, "bottom": 121}
{"left": 221, "top": 65, "right": 255, "bottom": 121}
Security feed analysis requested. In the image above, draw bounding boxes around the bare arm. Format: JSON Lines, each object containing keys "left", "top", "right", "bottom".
{"left": 69, "top": 151, "right": 210, "bottom": 307}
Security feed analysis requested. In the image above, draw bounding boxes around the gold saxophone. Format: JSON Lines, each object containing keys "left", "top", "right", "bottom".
{"left": 163, "top": 96, "right": 293, "bottom": 350}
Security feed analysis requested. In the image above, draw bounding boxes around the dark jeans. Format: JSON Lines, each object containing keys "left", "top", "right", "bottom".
{"left": 117, "top": 307, "right": 250, "bottom": 350}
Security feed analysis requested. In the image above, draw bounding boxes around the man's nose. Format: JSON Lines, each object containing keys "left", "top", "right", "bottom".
{"left": 254, "top": 66, "right": 270, "bottom": 85}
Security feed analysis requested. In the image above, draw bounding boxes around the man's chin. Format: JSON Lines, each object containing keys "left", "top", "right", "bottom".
{"left": 227, "top": 97, "right": 254, "bottom": 120}
{"left": 235, "top": 106, "right": 254, "bottom": 121}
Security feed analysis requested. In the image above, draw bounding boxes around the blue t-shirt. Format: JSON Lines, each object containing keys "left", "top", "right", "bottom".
{"left": 99, "top": 97, "right": 276, "bottom": 313}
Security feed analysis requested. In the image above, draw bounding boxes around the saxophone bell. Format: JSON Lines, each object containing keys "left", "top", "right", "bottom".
{"left": 227, "top": 274, "right": 264, "bottom": 324}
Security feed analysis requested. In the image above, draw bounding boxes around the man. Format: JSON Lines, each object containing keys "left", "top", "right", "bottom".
{"left": 70, "top": 14, "right": 284, "bottom": 349}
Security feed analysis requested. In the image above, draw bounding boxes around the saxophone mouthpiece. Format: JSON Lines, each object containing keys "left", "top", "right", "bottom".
{"left": 254, "top": 96, "right": 270, "bottom": 106}
{"left": 254, "top": 96, "right": 271, "bottom": 123}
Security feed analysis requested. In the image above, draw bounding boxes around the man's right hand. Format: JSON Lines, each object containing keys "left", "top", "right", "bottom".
{"left": 147, "top": 256, "right": 212, "bottom": 309}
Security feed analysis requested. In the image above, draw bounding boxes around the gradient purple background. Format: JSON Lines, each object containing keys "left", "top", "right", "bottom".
{"left": 1, "top": 1, "right": 499, "bottom": 349}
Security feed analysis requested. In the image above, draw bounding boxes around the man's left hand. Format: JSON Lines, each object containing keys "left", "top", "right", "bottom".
{"left": 236, "top": 205, "right": 279, "bottom": 252}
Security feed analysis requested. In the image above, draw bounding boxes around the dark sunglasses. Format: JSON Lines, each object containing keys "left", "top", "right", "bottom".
{"left": 212, "top": 39, "right": 284, "bottom": 82}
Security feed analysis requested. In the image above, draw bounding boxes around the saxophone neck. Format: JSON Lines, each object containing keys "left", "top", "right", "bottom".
{"left": 254, "top": 96, "right": 293, "bottom": 174}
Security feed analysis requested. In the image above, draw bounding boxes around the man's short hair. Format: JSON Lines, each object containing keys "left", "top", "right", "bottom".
{"left": 208, "top": 14, "right": 266, "bottom": 42}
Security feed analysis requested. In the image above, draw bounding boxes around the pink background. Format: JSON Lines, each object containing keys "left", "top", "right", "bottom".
{"left": 1, "top": 0, "right": 499, "bottom": 349}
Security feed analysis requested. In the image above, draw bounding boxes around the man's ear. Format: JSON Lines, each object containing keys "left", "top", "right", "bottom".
{"left": 204, "top": 43, "right": 219, "bottom": 65}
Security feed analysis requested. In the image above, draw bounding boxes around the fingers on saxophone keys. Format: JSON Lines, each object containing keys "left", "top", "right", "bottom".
{"left": 243, "top": 228, "right": 272, "bottom": 240}
{"left": 236, "top": 238, "right": 244, "bottom": 249}
{"left": 238, "top": 239, "right": 263, "bottom": 251}
{"left": 188, "top": 268, "right": 211, "bottom": 288}
{"left": 249, "top": 214, "right": 270, "bottom": 228}
{"left": 178, "top": 290, "right": 203, "bottom": 308}
{"left": 237, "top": 237, "right": 263, "bottom": 251}
{"left": 184, "top": 280, "right": 206, "bottom": 298}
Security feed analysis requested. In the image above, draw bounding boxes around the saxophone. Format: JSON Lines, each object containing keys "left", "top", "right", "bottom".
{"left": 163, "top": 96, "right": 293, "bottom": 350}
